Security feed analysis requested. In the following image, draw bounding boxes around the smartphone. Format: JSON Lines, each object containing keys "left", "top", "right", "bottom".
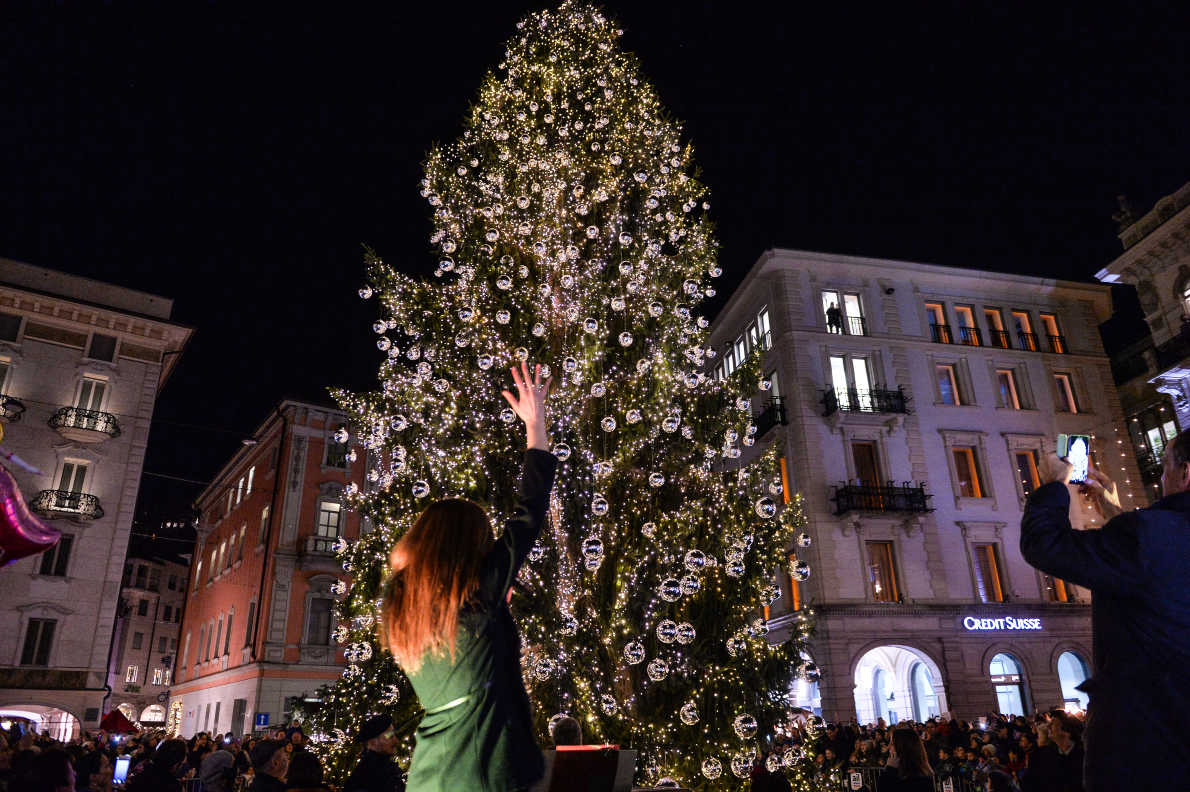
{"left": 113, "top": 755, "right": 130, "bottom": 786}
{"left": 1058, "top": 434, "right": 1091, "bottom": 484}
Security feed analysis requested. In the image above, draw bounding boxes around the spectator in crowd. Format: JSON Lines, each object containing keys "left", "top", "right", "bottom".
{"left": 75, "top": 750, "right": 112, "bottom": 792}
{"left": 1021, "top": 442, "right": 1190, "bottom": 792}
{"left": 200, "top": 742, "right": 238, "bottom": 792}
{"left": 11, "top": 748, "right": 75, "bottom": 792}
{"left": 987, "top": 769, "right": 1020, "bottom": 792}
{"left": 248, "top": 739, "right": 290, "bottom": 792}
{"left": 344, "top": 714, "right": 405, "bottom": 792}
{"left": 126, "top": 738, "right": 188, "bottom": 792}
{"left": 551, "top": 716, "right": 582, "bottom": 747}
{"left": 1047, "top": 712, "right": 1084, "bottom": 792}
{"left": 877, "top": 728, "right": 933, "bottom": 792}
{"left": 285, "top": 749, "right": 332, "bottom": 792}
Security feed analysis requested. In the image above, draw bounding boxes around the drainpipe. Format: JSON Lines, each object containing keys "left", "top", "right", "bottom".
{"left": 250, "top": 405, "right": 289, "bottom": 662}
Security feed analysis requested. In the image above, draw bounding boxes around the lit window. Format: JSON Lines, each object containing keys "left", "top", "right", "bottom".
{"left": 866, "top": 541, "right": 900, "bottom": 602}
{"left": 734, "top": 335, "right": 748, "bottom": 366}
{"left": 235, "top": 477, "right": 244, "bottom": 505}
{"left": 1043, "top": 574, "right": 1071, "bottom": 603}
{"left": 997, "top": 369, "right": 1021, "bottom": 409}
{"left": 936, "top": 364, "right": 961, "bottom": 405}
{"left": 260, "top": 506, "right": 270, "bottom": 544}
{"left": 953, "top": 447, "right": 985, "bottom": 498}
{"left": 925, "top": 302, "right": 949, "bottom": 343}
{"left": 325, "top": 436, "right": 349, "bottom": 468}
{"left": 208, "top": 549, "right": 217, "bottom": 582}
{"left": 163, "top": 668, "right": 171, "bottom": 686}
{"left": 1015, "top": 451, "right": 1041, "bottom": 496}
{"left": 1054, "top": 373, "right": 1078, "bottom": 413}
{"left": 246, "top": 466, "right": 255, "bottom": 495}
{"left": 1012, "top": 311, "right": 1036, "bottom": 350}
{"left": 152, "top": 668, "right": 164, "bottom": 686}
{"left": 757, "top": 307, "right": 771, "bottom": 349}
{"left": 237, "top": 524, "right": 247, "bottom": 561}
{"left": 125, "top": 665, "right": 138, "bottom": 683}
{"left": 972, "top": 544, "right": 1006, "bottom": 603}
{"left": 76, "top": 377, "right": 107, "bottom": 412}
{"left": 217, "top": 541, "right": 227, "bottom": 574}
{"left": 822, "top": 290, "right": 843, "bottom": 333}
{"left": 315, "top": 501, "right": 342, "bottom": 552}
{"left": 193, "top": 560, "right": 202, "bottom": 592}
{"left": 955, "top": 306, "right": 979, "bottom": 345}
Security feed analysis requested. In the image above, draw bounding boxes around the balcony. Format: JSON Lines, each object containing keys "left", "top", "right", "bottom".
{"left": 822, "top": 387, "right": 910, "bottom": 417}
{"left": 298, "top": 534, "right": 342, "bottom": 572}
{"left": 1047, "top": 335, "right": 1068, "bottom": 354}
{"left": 831, "top": 482, "right": 932, "bottom": 516}
{"left": 989, "top": 330, "right": 1012, "bottom": 349}
{"left": 49, "top": 407, "right": 121, "bottom": 443}
{"left": 1016, "top": 332, "right": 1039, "bottom": 352}
{"left": 847, "top": 316, "right": 868, "bottom": 336}
{"left": 31, "top": 490, "right": 104, "bottom": 521}
{"left": 929, "top": 323, "right": 953, "bottom": 344}
{"left": 0, "top": 395, "right": 25, "bottom": 423}
{"left": 754, "top": 397, "right": 787, "bottom": 437}
{"left": 957, "top": 326, "right": 982, "bottom": 346}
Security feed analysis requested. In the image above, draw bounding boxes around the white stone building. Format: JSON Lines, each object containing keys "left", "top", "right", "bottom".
{"left": 0, "top": 259, "right": 191, "bottom": 738}
{"left": 106, "top": 553, "right": 190, "bottom": 730}
{"left": 709, "top": 249, "right": 1142, "bottom": 724}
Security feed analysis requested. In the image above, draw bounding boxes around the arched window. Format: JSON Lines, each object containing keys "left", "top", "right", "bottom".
{"left": 990, "top": 653, "right": 1028, "bottom": 717}
{"left": 872, "top": 667, "right": 892, "bottom": 724}
{"left": 1057, "top": 651, "right": 1090, "bottom": 711}
{"left": 910, "top": 662, "right": 939, "bottom": 722}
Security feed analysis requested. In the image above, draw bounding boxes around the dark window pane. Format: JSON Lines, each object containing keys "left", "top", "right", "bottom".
{"left": 307, "top": 599, "right": 332, "bottom": 645}
{"left": 87, "top": 333, "right": 118, "bottom": 361}
{"left": 137, "top": 600, "right": 148, "bottom": 616}
{"left": 0, "top": 312, "right": 21, "bottom": 342}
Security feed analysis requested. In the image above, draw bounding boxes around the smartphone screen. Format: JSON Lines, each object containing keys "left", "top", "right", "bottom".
{"left": 113, "top": 756, "right": 130, "bottom": 786}
{"left": 1058, "top": 434, "right": 1091, "bottom": 484}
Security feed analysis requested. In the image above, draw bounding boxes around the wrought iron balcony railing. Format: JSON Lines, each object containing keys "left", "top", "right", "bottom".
{"left": 306, "top": 535, "right": 338, "bottom": 554}
{"left": 31, "top": 490, "right": 104, "bottom": 521}
{"left": 1135, "top": 448, "right": 1163, "bottom": 481}
{"left": 822, "top": 387, "right": 910, "bottom": 417}
{"left": 957, "top": 326, "right": 982, "bottom": 346}
{"left": 754, "top": 397, "right": 787, "bottom": 437}
{"left": 929, "top": 323, "right": 953, "bottom": 344}
{"left": 847, "top": 316, "right": 868, "bottom": 336}
{"left": 831, "top": 482, "right": 932, "bottom": 516}
{"left": 0, "top": 395, "right": 25, "bottom": 423}
{"left": 49, "top": 407, "right": 121, "bottom": 439}
{"left": 989, "top": 329, "right": 1012, "bottom": 349}
{"left": 1017, "top": 332, "right": 1039, "bottom": 352}
{"left": 1047, "top": 334, "right": 1068, "bottom": 354}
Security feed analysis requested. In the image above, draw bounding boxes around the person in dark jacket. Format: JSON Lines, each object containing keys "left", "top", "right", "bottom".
{"left": 876, "top": 728, "right": 933, "bottom": 792}
{"left": 378, "top": 363, "right": 555, "bottom": 792}
{"left": 247, "top": 740, "right": 290, "bottom": 792}
{"left": 125, "top": 738, "right": 187, "bottom": 792}
{"left": 344, "top": 715, "right": 405, "bottom": 792}
{"left": 1020, "top": 435, "right": 1190, "bottom": 792}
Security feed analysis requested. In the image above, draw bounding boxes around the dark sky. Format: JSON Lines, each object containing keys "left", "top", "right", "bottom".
{"left": 2, "top": 2, "right": 1187, "bottom": 541}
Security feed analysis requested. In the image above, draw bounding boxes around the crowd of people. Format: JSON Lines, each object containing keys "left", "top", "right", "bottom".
{"left": 753, "top": 709, "right": 1087, "bottom": 792}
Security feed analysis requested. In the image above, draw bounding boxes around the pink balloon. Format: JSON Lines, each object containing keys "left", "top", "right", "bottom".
{"left": 0, "top": 465, "right": 61, "bottom": 568}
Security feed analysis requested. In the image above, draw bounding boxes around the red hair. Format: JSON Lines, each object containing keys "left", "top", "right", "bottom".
{"left": 380, "top": 499, "right": 494, "bottom": 672}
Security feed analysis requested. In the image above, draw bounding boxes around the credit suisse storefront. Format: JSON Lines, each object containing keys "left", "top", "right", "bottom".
{"left": 781, "top": 603, "right": 1093, "bottom": 723}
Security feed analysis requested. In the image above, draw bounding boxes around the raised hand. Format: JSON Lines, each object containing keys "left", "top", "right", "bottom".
{"left": 1080, "top": 465, "right": 1123, "bottom": 522}
{"left": 501, "top": 361, "right": 551, "bottom": 450}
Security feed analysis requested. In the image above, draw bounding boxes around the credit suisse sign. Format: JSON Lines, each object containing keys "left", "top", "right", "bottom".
{"left": 962, "top": 616, "right": 1042, "bottom": 631}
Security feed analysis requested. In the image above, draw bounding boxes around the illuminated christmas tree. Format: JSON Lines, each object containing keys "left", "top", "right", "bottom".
{"left": 300, "top": 3, "right": 822, "bottom": 788}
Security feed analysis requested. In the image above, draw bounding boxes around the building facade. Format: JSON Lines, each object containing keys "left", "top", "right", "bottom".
{"left": 106, "top": 554, "right": 189, "bottom": 729}
{"left": 709, "top": 249, "right": 1143, "bottom": 724}
{"left": 170, "top": 400, "right": 363, "bottom": 738}
{"left": 0, "top": 259, "right": 191, "bottom": 738}
{"left": 1095, "top": 180, "right": 1190, "bottom": 490}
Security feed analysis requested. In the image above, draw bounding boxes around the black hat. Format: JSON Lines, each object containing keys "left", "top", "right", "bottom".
{"left": 357, "top": 714, "right": 393, "bottom": 743}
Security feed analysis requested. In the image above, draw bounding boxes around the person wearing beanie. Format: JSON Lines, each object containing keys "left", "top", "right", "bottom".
{"left": 344, "top": 714, "right": 405, "bottom": 792}
{"left": 248, "top": 739, "right": 289, "bottom": 792}
{"left": 200, "top": 746, "right": 237, "bottom": 792}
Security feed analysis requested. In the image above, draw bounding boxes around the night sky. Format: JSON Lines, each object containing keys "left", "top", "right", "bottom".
{"left": 2, "top": 2, "right": 1187, "bottom": 548}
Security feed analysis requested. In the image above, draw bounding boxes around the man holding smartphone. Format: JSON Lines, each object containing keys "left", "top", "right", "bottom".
{"left": 1020, "top": 433, "right": 1190, "bottom": 791}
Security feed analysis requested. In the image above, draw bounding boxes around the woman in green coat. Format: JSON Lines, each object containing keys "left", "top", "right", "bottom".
{"left": 381, "top": 362, "right": 555, "bottom": 792}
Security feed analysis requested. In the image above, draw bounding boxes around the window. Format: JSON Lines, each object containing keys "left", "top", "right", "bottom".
{"left": 152, "top": 668, "right": 164, "bottom": 686}
{"left": 851, "top": 442, "right": 882, "bottom": 485}
{"left": 20, "top": 619, "right": 56, "bottom": 666}
{"left": 315, "top": 501, "right": 342, "bottom": 551}
{"left": 148, "top": 568, "right": 160, "bottom": 592}
{"left": 193, "top": 560, "right": 202, "bottom": 592}
{"left": 137, "top": 599, "right": 149, "bottom": 617}
{"left": 246, "top": 465, "right": 255, "bottom": 496}
{"left": 57, "top": 461, "right": 88, "bottom": 494}
{"left": 1012, "top": 311, "right": 1036, "bottom": 351}
{"left": 955, "top": 306, "right": 980, "bottom": 346}
{"left": 1043, "top": 574, "right": 1071, "bottom": 603}
{"left": 842, "top": 294, "right": 865, "bottom": 335}
{"left": 158, "top": 636, "right": 168, "bottom": 653}
{"left": 76, "top": 377, "right": 107, "bottom": 411}
{"left": 757, "top": 307, "right": 771, "bottom": 350}
{"left": 865, "top": 541, "right": 900, "bottom": 602}
{"left": 1040, "top": 313, "right": 1065, "bottom": 353}
{"left": 181, "top": 633, "right": 190, "bottom": 670}
{"left": 135, "top": 565, "right": 148, "bottom": 589}
{"left": 260, "top": 506, "right": 271, "bottom": 545}
{"left": 125, "top": 665, "right": 138, "bottom": 683}
{"left": 1015, "top": 451, "right": 1041, "bottom": 496}
{"left": 972, "top": 544, "right": 1006, "bottom": 602}
{"left": 822, "top": 290, "right": 843, "bottom": 333}
{"left": 167, "top": 574, "right": 178, "bottom": 591}
{"left": 214, "top": 616, "right": 223, "bottom": 658}
{"left": 244, "top": 601, "right": 256, "bottom": 648}
{"left": 305, "top": 598, "right": 333, "bottom": 645}
{"left": 217, "top": 540, "right": 227, "bottom": 574}
{"left": 206, "top": 619, "right": 215, "bottom": 660}
{"left": 197, "top": 625, "right": 205, "bottom": 664}
{"left": 325, "top": 436, "right": 349, "bottom": 468}
{"left": 225, "top": 489, "right": 234, "bottom": 516}
{"left": 952, "top": 447, "right": 985, "bottom": 498}
{"left": 925, "top": 302, "right": 950, "bottom": 343}
{"left": 162, "top": 605, "right": 172, "bottom": 622}
{"left": 213, "top": 701, "right": 221, "bottom": 732}
{"left": 936, "top": 364, "right": 961, "bottom": 405}
{"left": 0, "top": 312, "right": 22, "bottom": 342}
{"left": 163, "top": 668, "right": 171, "bottom": 686}
{"left": 38, "top": 535, "right": 73, "bottom": 576}
{"left": 87, "top": 333, "right": 118, "bottom": 362}
{"left": 132, "top": 632, "right": 144, "bottom": 650}
{"left": 984, "top": 307, "right": 1008, "bottom": 348}
{"left": 236, "top": 477, "right": 244, "bottom": 505}
{"left": 0, "top": 360, "right": 10, "bottom": 392}
{"left": 997, "top": 369, "right": 1021, "bottom": 409}
{"left": 224, "top": 611, "right": 234, "bottom": 655}
{"left": 237, "top": 524, "right": 247, "bottom": 561}
{"left": 1057, "top": 652, "right": 1089, "bottom": 710}
{"left": 208, "top": 548, "right": 217, "bottom": 582}
{"left": 1054, "top": 373, "right": 1079, "bottom": 413}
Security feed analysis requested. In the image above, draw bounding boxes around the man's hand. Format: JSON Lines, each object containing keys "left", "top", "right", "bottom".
{"left": 1039, "top": 453, "right": 1073, "bottom": 486}
{"left": 1080, "top": 465, "right": 1123, "bottom": 521}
